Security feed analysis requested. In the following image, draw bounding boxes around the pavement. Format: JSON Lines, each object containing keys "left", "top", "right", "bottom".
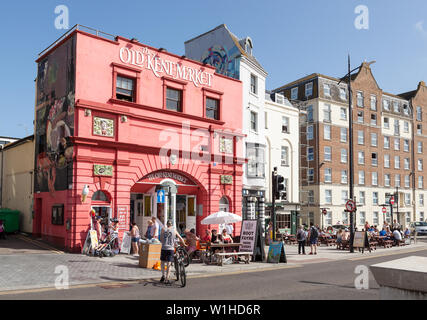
{"left": 1, "top": 234, "right": 426, "bottom": 295}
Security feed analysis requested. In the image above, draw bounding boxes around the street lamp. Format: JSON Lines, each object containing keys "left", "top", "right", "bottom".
{"left": 338, "top": 56, "right": 376, "bottom": 253}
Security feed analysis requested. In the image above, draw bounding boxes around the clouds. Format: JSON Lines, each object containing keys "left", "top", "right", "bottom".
{"left": 415, "top": 21, "right": 426, "bottom": 35}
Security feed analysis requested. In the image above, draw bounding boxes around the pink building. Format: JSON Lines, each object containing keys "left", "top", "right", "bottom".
{"left": 33, "top": 26, "right": 244, "bottom": 252}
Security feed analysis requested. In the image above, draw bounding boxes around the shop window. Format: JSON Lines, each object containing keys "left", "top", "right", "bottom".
{"left": 116, "top": 76, "right": 135, "bottom": 102}
{"left": 52, "top": 204, "right": 64, "bottom": 225}
{"left": 206, "top": 97, "right": 219, "bottom": 120}
{"left": 166, "top": 87, "right": 183, "bottom": 112}
{"left": 144, "top": 195, "right": 151, "bottom": 217}
{"left": 188, "top": 197, "right": 195, "bottom": 216}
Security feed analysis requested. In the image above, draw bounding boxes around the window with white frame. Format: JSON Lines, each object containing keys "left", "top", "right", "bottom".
{"left": 371, "top": 153, "right": 378, "bottom": 166}
{"left": 325, "top": 168, "right": 332, "bottom": 183}
{"left": 405, "top": 193, "right": 411, "bottom": 206}
{"left": 417, "top": 124, "right": 422, "bottom": 135}
{"left": 417, "top": 106, "right": 422, "bottom": 121}
{"left": 418, "top": 142, "right": 423, "bottom": 153}
{"left": 342, "top": 211, "right": 349, "bottom": 224}
{"left": 404, "top": 121, "right": 409, "bottom": 133}
{"left": 282, "top": 116, "right": 289, "bottom": 133}
{"left": 324, "top": 84, "right": 331, "bottom": 97}
{"left": 383, "top": 99, "right": 390, "bottom": 111}
{"left": 307, "top": 125, "right": 313, "bottom": 140}
{"left": 340, "top": 88, "right": 347, "bottom": 100}
{"left": 395, "top": 174, "right": 401, "bottom": 188}
{"left": 308, "top": 190, "right": 314, "bottom": 204}
{"left": 384, "top": 136, "right": 390, "bottom": 149}
{"left": 308, "top": 168, "right": 314, "bottom": 183}
{"left": 420, "top": 194, "right": 424, "bottom": 206}
{"left": 281, "top": 146, "right": 289, "bottom": 166}
{"left": 403, "top": 104, "right": 410, "bottom": 116}
{"left": 358, "top": 130, "right": 364, "bottom": 145}
{"left": 371, "top": 113, "right": 377, "bottom": 126}
{"left": 250, "top": 111, "right": 258, "bottom": 132}
{"left": 341, "top": 148, "right": 348, "bottom": 163}
{"left": 341, "top": 170, "right": 348, "bottom": 184}
{"left": 359, "top": 211, "right": 366, "bottom": 225}
{"left": 373, "top": 211, "right": 379, "bottom": 225}
{"left": 384, "top": 154, "right": 390, "bottom": 168}
{"left": 323, "top": 104, "right": 331, "bottom": 122}
{"left": 307, "top": 147, "right": 314, "bottom": 161}
{"left": 384, "top": 174, "right": 391, "bottom": 187}
{"left": 394, "top": 138, "right": 400, "bottom": 150}
{"left": 358, "top": 151, "right": 365, "bottom": 164}
{"left": 247, "top": 143, "right": 265, "bottom": 178}
{"left": 359, "top": 191, "right": 365, "bottom": 205}
{"left": 305, "top": 82, "right": 313, "bottom": 97}
{"left": 393, "top": 101, "right": 400, "bottom": 113}
{"left": 395, "top": 156, "right": 400, "bottom": 169}
{"left": 325, "top": 211, "right": 332, "bottom": 226}
{"left": 291, "top": 87, "right": 298, "bottom": 100}
{"left": 324, "top": 146, "right": 331, "bottom": 161}
{"left": 250, "top": 74, "right": 258, "bottom": 95}
{"left": 404, "top": 139, "right": 409, "bottom": 152}
{"left": 341, "top": 190, "right": 348, "bottom": 204}
{"left": 405, "top": 175, "right": 410, "bottom": 188}
{"left": 373, "top": 192, "right": 379, "bottom": 205}
{"left": 371, "top": 95, "right": 377, "bottom": 111}
{"left": 372, "top": 172, "right": 378, "bottom": 186}
{"left": 357, "top": 91, "right": 364, "bottom": 107}
{"left": 384, "top": 117, "right": 390, "bottom": 129}
{"left": 418, "top": 159, "right": 423, "bottom": 171}
{"left": 419, "top": 176, "right": 424, "bottom": 189}
{"left": 340, "top": 128, "right": 347, "bottom": 142}
{"left": 307, "top": 105, "right": 314, "bottom": 122}
{"left": 357, "top": 111, "right": 364, "bottom": 123}
{"left": 325, "top": 190, "right": 332, "bottom": 204}
{"left": 394, "top": 119, "right": 400, "bottom": 135}
{"left": 359, "top": 171, "right": 365, "bottom": 185}
{"left": 404, "top": 158, "right": 410, "bottom": 170}
{"left": 340, "top": 108, "right": 347, "bottom": 120}
{"left": 406, "top": 212, "right": 411, "bottom": 225}
{"left": 371, "top": 133, "right": 377, "bottom": 147}
{"left": 324, "top": 125, "right": 331, "bottom": 140}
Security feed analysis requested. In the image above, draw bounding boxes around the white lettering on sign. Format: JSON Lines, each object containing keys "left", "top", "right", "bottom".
{"left": 146, "top": 172, "right": 188, "bottom": 184}
{"left": 119, "top": 47, "right": 213, "bottom": 88}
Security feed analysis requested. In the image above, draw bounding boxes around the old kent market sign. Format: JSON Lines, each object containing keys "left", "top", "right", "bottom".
{"left": 119, "top": 46, "right": 214, "bottom": 88}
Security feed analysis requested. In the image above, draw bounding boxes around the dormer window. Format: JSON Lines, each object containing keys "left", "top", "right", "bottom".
{"left": 275, "top": 93, "right": 284, "bottom": 104}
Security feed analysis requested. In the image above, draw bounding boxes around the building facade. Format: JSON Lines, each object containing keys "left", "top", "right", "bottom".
{"left": 0, "top": 136, "right": 34, "bottom": 233}
{"left": 264, "top": 91, "right": 300, "bottom": 233}
{"left": 184, "top": 24, "right": 269, "bottom": 228}
{"left": 274, "top": 62, "right": 425, "bottom": 229}
{"left": 33, "top": 26, "right": 244, "bottom": 252}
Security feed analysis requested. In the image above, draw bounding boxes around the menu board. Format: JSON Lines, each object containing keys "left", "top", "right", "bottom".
{"left": 117, "top": 206, "right": 128, "bottom": 231}
{"left": 120, "top": 231, "right": 131, "bottom": 254}
{"left": 240, "top": 220, "right": 258, "bottom": 253}
{"left": 267, "top": 241, "right": 287, "bottom": 263}
{"left": 353, "top": 231, "right": 367, "bottom": 248}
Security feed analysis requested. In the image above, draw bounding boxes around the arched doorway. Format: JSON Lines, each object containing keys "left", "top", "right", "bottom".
{"left": 91, "top": 190, "right": 112, "bottom": 227}
{"left": 219, "top": 196, "right": 229, "bottom": 212}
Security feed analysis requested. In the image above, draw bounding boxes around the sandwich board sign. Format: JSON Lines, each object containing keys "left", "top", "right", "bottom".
{"left": 120, "top": 231, "right": 132, "bottom": 254}
{"left": 267, "top": 241, "right": 287, "bottom": 263}
{"left": 240, "top": 219, "right": 265, "bottom": 262}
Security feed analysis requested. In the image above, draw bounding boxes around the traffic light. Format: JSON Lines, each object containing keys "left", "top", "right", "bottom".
{"left": 275, "top": 175, "right": 285, "bottom": 200}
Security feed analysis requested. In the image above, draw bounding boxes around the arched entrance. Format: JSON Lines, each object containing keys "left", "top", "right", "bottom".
{"left": 91, "top": 190, "right": 112, "bottom": 227}
{"left": 130, "top": 170, "right": 201, "bottom": 236}
{"left": 219, "top": 196, "right": 229, "bottom": 212}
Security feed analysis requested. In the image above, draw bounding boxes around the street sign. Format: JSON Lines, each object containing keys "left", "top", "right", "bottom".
{"left": 157, "top": 189, "right": 165, "bottom": 204}
{"left": 382, "top": 207, "right": 387, "bottom": 214}
{"left": 322, "top": 208, "right": 327, "bottom": 215}
{"left": 390, "top": 196, "right": 395, "bottom": 205}
{"left": 345, "top": 200, "right": 356, "bottom": 212}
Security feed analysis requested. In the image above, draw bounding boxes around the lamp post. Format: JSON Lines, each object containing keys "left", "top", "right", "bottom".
{"left": 338, "top": 56, "right": 376, "bottom": 253}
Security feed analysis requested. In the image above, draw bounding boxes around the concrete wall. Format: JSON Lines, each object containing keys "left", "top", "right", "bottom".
{"left": 1, "top": 139, "right": 34, "bottom": 233}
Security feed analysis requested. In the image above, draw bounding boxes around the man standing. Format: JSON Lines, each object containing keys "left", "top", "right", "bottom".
{"left": 160, "top": 220, "right": 186, "bottom": 284}
{"left": 151, "top": 216, "right": 160, "bottom": 239}
{"left": 225, "top": 223, "right": 234, "bottom": 237}
{"left": 296, "top": 225, "right": 306, "bottom": 255}
{"left": 308, "top": 222, "right": 318, "bottom": 255}
{"left": 392, "top": 219, "right": 400, "bottom": 230}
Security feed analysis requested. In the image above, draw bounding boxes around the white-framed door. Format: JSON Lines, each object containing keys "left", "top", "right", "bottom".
{"left": 186, "top": 195, "right": 197, "bottom": 233}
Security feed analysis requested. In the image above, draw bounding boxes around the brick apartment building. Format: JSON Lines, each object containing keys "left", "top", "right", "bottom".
{"left": 273, "top": 62, "right": 427, "bottom": 229}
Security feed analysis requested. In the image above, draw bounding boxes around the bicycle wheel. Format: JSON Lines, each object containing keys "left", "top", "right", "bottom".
{"left": 174, "top": 257, "right": 179, "bottom": 281}
{"left": 179, "top": 261, "right": 186, "bottom": 287}
{"left": 182, "top": 249, "right": 190, "bottom": 267}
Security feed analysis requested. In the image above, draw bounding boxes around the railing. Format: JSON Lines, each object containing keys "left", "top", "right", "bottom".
{"left": 38, "top": 24, "right": 117, "bottom": 57}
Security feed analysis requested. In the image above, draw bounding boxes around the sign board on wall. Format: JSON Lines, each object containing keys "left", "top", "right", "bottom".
{"left": 117, "top": 206, "right": 128, "bottom": 231}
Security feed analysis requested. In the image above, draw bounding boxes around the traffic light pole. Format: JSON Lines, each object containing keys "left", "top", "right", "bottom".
{"left": 272, "top": 170, "right": 276, "bottom": 242}
{"left": 347, "top": 56, "right": 355, "bottom": 253}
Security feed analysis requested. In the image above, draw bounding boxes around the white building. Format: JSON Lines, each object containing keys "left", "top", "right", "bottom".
{"left": 185, "top": 24, "right": 268, "bottom": 225}
{"left": 264, "top": 91, "right": 300, "bottom": 233}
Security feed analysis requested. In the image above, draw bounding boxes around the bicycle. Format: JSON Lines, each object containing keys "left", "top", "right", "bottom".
{"left": 174, "top": 244, "right": 188, "bottom": 287}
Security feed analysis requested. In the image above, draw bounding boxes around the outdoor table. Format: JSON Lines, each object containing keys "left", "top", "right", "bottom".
{"left": 202, "top": 243, "right": 242, "bottom": 265}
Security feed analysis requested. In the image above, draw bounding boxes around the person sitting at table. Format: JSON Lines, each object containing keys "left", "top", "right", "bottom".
{"left": 202, "top": 229, "right": 212, "bottom": 242}
{"left": 221, "top": 229, "right": 233, "bottom": 244}
{"left": 336, "top": 229, "right": 343, "bottom": 248}
{"left": 342, "top": 229, "right": 350, "bottom": 241}
{"left": 185, "top": 229, "right": 200, "bottom": 258}
{"left": 211, "top": 229, "right": 220, "bottom": 243}
{"left": 404, "top": 227, "right": 411, "bottom": 238}
{"left": 393, "top": 228, "right": 402, "bottom": 245}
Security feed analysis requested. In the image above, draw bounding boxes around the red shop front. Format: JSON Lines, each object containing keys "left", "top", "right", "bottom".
{"left": 32, "top": 26, "right": 244, "bottom": 252}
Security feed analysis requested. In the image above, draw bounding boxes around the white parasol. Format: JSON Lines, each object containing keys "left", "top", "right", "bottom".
{"left": 201, "top": 211, "right": 242, "bottom": 225}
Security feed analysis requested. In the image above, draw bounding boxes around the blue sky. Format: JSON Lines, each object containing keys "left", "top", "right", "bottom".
{"left": 1, "top": 0, "right": 426, "bottom": 138}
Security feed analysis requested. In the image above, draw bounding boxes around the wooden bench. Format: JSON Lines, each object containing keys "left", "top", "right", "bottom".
{"left": 383, "top": 240, "right": 394, "bottom": 248}
{"left": 214, "top": 252, "right": 252, "bottom": 266}
{"left": 369, "top": 241, "right": 378, "bottom": 251}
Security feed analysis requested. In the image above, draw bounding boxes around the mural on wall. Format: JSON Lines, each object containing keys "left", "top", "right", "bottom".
{"left": 35, "top": 36, "right": 76, "bottom": 195}
{"left": 201, "top": 44, "right": 240, "bottom": 80}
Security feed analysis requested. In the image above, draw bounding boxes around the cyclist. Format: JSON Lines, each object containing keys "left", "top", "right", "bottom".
{"left": 159, "top": 220, "right": 186, "bottom": 284}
